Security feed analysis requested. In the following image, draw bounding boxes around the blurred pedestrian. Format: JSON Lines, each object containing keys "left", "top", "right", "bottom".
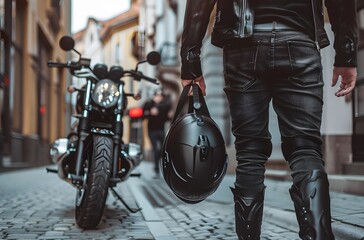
{"left": 180, "top": 0, "right": 357, "bottom": 239}
{"left": 143, "top": 89, "right": 171, "bottom": 177}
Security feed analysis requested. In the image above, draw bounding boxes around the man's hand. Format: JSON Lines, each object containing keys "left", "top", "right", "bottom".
{"left": 150, "top": 107, "right": 159, "bottom": 116}
{"left": 181, "top": 76, "right": 206, "bottom": 96}
{"left": 331, "top": 67, "right": 357, "bottom": 97}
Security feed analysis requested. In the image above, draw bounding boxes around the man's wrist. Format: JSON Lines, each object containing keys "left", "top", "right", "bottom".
{"left": 181, "top": 60, "right": 202, "bottom": 79}
{"left": 334, "top": 37, "right": 357, "bottom": 67}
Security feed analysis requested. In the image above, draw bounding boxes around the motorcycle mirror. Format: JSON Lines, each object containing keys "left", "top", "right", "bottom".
{"left": 59, "top": 36, "right": 75, "bottom": 51}
{"left": 146, "top": 51, "right": 161, "bottom": 65}
{"left": 67, "top": 85, "right": 77, "bottom": 93}
{"left": 132, "top": 93, "right": 141, "bottom": 100}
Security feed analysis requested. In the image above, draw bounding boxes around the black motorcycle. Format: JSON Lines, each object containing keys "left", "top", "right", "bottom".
{"left": 47, "top": 35, "right": 160, "bottom": 229}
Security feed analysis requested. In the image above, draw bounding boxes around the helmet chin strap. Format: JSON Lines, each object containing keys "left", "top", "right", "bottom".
{"left": 172, "top": 83, "right": 210, "bottom": 123}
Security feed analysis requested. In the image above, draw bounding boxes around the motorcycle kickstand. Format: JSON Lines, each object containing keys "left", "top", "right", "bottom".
{"left": 110, "top": 187, "right": 142, "bottom": 213}
{"left": 46, "top": 168, "right": 58, "bottom": 174}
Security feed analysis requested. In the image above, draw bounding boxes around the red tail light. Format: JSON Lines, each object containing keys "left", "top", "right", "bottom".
{"left": 129, "top": 108, "right": 143, "bottom": 118}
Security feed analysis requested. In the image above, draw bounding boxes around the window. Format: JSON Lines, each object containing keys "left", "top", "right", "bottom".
{"left": 0, "top": 0, "right": 5, "bottom": 73}
{"left": 115, "top": 42, "right": 121, "bottom": 63}
{"left": 51, "top": 0, "right": 60, "bottom": 18}
{"left": 359, "top": 9, "right": 364, "bottom": 30}
{"left": 358, "top": 8, "right": 364, "bottom": 42}
{"left": 10, "top": 0, "right": 25, "bottom": 132}
{"left": 38, "top": 30, "right": 51, "bottom": 140}
{"left": 159, "top": 42, "right": 178, "bottom": 66}
{"left": 0, "top": 0, "right": 4, "bottom": 29}
{"left": 47, "top": 0, "right": 60, "bottom": 33}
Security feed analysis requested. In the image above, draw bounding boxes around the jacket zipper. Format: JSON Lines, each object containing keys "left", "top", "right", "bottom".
{"left": 239, "top": 0, "right": 246, "bottom": 36}
{"left": 311, "top": 0, "right": 320, "bottom": 51}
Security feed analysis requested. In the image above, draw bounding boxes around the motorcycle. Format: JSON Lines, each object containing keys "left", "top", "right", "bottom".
{"left": 46, "top": 35, "right": 160, "bottom": 229}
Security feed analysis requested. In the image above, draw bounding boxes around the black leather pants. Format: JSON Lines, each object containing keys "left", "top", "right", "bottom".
{"left": 224, "top": 30, "right": 335, "bottom": 240}
{"left": 223, "top": 30, "right": 326, "bottom": 194}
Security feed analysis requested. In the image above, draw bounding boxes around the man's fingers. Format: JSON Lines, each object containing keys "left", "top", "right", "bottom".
{"left": 336, "top": 87, "right": 352, "bottom": 97}
{"left": 335, "top": 79, "right": 356, "bottom": 97}
{"left": 181, "top": 79, "right": 193, "bottom": 87}
{"left": 331, "top": 72, "right": 339, "bottom": 87}
{"left": 196, "top": 80, "right": 206, "bottom": 96}
{"left": 182, "top": 76, "right": 206, "bottom": 96}
{"left": 332, "top": 67, "right": 357, "bottom": 97}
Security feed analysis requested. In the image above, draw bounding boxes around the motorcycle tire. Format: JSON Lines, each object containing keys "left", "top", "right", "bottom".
{"left": 75, "top": 135, "right": 113, "bottom": 229}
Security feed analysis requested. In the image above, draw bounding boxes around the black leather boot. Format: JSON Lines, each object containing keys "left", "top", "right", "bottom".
{"left": 289, "top": 170, "right": 335, "bottom": 240}
{"left": 230, "top": 187, "right": 265, "bottom": 240}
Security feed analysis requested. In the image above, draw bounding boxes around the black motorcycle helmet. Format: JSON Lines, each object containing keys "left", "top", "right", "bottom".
{"left": 161, "top": 84, "right": 228, "bottom": 204}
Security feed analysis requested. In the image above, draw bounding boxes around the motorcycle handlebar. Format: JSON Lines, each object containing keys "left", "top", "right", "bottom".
{"left": 47, "top": 61, "right": 69, "bottom": 68}
{"left": 141, "top": 74, "right": 159, "bottom": 85}
{"left": 47, "top": 60, "right": 82, "bottom": 70}
{"left": 48, "top": 62, "right": 158, "bottom": 84}
{"left": 124, "top": 70, "right": 159, "bottom": 85}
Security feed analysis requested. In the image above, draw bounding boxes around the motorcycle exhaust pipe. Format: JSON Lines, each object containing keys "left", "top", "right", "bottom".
{"left": 118, "top": 143, "right": 142, "bottom": 180}
{"left": 50, "top": 138, "right": 76, "bottom": 183}
{"left": 127, "top": 143, "right": 142, "bottom": 167}
{"left": 57, "top": 151, "right": 71, "bottom": 180}
{"left": 50, "top": 138, "right": 69, "bottom": 164}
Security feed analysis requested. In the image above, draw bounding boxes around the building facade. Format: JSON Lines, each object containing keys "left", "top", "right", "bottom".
{"left": 0, "top": 0, "right": 72, "bottom": 169}
{"left": 2, "top": 0, "right": 361, "bottom": 181}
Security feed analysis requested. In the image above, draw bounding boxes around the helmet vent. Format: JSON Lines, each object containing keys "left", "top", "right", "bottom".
{"left": 197, "top": 135, "right": 209, "bottom": 161}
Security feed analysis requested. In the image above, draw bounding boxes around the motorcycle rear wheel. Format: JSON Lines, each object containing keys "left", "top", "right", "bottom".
{"left": 75, "top": 134, "right": 113, "bottom": 229}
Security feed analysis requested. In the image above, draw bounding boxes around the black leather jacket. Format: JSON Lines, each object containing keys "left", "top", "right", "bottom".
{"left": 181, "top": 0, "right": 358, "bottom": 79}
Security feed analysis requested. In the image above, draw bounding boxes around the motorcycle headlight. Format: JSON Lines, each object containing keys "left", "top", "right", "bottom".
{"left": 92, "top": 79, "right": 119, "bottom": 108}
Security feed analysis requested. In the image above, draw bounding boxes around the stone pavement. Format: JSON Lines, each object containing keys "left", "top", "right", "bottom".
{"left": 0, "top": 161, "right": 363, "bottom": 240}
{"left": 135, "top": 161, "right": 364, "bottom": 240}
{"left": 0, "top": 166, "right": 154, "bottom": 240}
{"left": 127, "top": 172, "right": 299, "bottom": 240}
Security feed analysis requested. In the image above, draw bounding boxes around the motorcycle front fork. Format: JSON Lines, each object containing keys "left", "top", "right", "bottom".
{"left": 72, "top": 79, "right": 92, "bottom": 186}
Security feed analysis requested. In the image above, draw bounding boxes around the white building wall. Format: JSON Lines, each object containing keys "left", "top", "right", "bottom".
{"left": 83, "top": 22, "right": 103, "bottom": 64}
{"left": 321, "top": 24, "right": 353, "bottom": 135}
{"left": 138, "top": 0, "right": 159, "bottom": 100}
{"left": 155, "top": 0, "right": 177, "bottom": 66}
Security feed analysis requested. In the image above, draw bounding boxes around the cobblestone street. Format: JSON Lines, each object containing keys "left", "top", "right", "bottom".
{"left": 0, "top": 161, "right": 363, "bottom": 240}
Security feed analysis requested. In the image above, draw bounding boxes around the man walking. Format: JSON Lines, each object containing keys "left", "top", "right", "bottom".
{"left": 180, "top": 0, "right": 357, "bottom": 239}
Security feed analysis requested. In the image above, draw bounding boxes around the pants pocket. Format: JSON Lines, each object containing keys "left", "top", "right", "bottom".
{"left": 287, "top": 40, "right": 323, "bottom": 86}
{"left": 223, "top": 41, "right": 260, "bottom": 91}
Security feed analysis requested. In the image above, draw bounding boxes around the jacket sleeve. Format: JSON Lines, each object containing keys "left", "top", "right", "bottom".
{"left": 180, "top": 0, "right": 216, "bottom": 79}
{"left": 325, "top": 0, "right": 358, "bottom": 67}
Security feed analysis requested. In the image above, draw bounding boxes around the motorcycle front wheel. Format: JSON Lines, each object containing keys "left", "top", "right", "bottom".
{"left": 75, "top": 134, "right": 113, "bottom": 229}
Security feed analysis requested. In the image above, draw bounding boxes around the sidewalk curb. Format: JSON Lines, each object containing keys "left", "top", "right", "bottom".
{"left": 265, "top": 207, "right": 364, "bottom": 240}
{"left": 127, "top": 177, "right": 178, "bottom": 240}
{"left": 332, "top": 222, "right": 364, "bottom": 240}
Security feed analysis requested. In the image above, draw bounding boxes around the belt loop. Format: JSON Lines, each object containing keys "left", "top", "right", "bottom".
{"left": 272, "top": 21, "right": 277, "bottom": 34}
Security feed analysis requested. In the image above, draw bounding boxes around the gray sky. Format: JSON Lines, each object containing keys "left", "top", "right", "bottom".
{"left": 71, "top": 0, "right": 131, "bottom": 33}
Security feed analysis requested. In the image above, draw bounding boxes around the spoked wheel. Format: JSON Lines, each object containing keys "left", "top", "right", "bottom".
{"left": 75, "top": 135, "right": 113, "bottom": 229}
